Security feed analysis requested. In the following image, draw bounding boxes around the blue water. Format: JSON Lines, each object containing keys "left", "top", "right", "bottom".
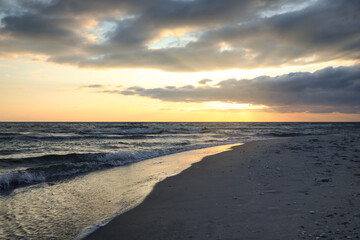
{"left": 0, "top": 122, "right": 359, "bottom": 239}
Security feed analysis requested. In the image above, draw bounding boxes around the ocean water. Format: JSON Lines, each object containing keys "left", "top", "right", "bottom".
{"left": 0, "top": 122, "right": 359, "bottom": 239}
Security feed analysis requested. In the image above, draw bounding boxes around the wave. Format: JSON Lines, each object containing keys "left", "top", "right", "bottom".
{"left": 2, "top": 122, "right": 357, "bottom": 191}
{"left": 2, "top": 123, "right": 353, "bottom": 142}
{"left": 0, "top": 134, "right": 159, "bottom": 141}
{"left": 0, "top": 152, "right": 157, "bottom": 190}
{"left": 89, "top": 126, "right": 210, "bottom": 135}
{"left": 0, "top": 126, "right": 211, "bottom": 142}
{"left": 0, "top": 142, "right": 238, "bottom": 191}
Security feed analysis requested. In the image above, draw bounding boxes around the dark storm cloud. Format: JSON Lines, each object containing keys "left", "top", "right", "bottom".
{"left": 0, "top": 0, "right": 359, "bottom": 71}
{"left": 2, "top": 14, "right": 75, "bottom": 40}
{"left": 116, "top": 65, "right": 360, "bottom": 113}
{"left": 78, "top": 0, "right": 360, "bottom": 71}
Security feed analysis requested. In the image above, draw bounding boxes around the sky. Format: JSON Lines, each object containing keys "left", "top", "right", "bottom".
{"left": 0, "top": 0, "right": 359, "bottom": 121}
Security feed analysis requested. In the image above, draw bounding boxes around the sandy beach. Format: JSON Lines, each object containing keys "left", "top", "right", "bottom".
{"left": 85, "top": 134, "right": 360, "bottom": 240}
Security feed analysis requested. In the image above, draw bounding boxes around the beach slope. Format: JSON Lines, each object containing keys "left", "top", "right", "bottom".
{"left": 85, "top": 134, "right": 360, "bottom": 239}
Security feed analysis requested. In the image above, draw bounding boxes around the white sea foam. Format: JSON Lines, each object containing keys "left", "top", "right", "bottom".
{"left": 0, "top": 172, "right": 46, "bottom": 189}
{"left": 0, "top": 141, "right": 243, "bottom": 190}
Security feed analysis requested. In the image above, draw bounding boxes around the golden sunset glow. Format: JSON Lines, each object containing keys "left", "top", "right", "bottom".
{"left": 1, "top": 57, "right": 359, "bottom": 121}
{"left": 0, "top": 0, "right": 359, "bottom": 122}
{"left": 205, "top": 102, "right": 268, "bottom": 111}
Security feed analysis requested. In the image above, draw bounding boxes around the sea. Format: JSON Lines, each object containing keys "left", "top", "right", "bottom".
{"left": 0, "top": 122, "right": 359, "bottom": 239}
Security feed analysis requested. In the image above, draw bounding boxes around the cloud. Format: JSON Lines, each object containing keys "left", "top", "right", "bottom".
{"left": 77, "top": 84, "right": 124, "bottom": 92}
{"left": 198, "top": 79, "right": 213, "bottom": 85}
{"left": 78, "top": 84, "right": 105, "bottom": 89}
{"left": 115, "top": 65, "right": 360, "bottom": 113}
{"left": 0, "top": 0, "right": 358, "bottom": 71}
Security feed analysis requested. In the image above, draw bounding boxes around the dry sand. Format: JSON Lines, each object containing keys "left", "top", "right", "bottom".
{"left": 85, "top": 134, "right": 360, "bottom": 240}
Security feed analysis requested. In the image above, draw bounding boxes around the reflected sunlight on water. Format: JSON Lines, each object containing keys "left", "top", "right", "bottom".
{"left": 1, "top": 144, "right": 241, "bottom": 240}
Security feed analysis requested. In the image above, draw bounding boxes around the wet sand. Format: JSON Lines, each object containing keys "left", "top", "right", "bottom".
{"left": 85, "top": 134, "right": 360, "bottom": 239}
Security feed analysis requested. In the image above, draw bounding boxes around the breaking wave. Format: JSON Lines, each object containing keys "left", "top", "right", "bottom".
{"left": 0, "top": 142, "right": 236, "bottom": 190}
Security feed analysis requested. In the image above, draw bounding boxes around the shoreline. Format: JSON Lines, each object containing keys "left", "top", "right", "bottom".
{"left": 0, "top": 142, "right": 243, "bottom": 240}
{"left": 85, "top": 134, "right": 360, "bottom": 239}
{"left": 0, "top": 141, "right": 244, "bottom": 192}
{"left": 73, "top": 143, "right": 243, "bottom": 240}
